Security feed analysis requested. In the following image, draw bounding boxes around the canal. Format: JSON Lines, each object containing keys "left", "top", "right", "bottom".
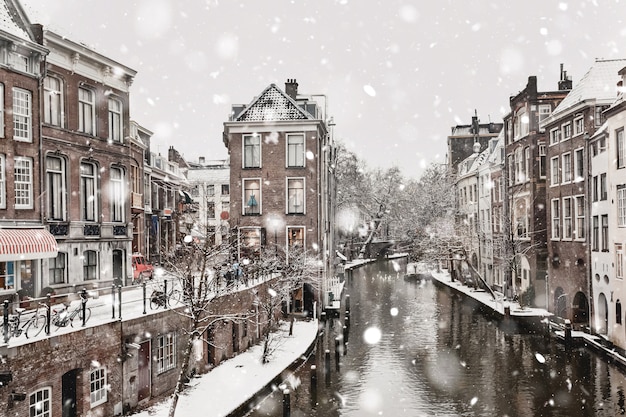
{"left": 246, "top": 258, "right": 626, "bottom": 416}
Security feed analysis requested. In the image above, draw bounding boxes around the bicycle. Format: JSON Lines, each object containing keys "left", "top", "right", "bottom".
{"left": 7, "top": 306, "right": 47, "bottom": 339}
{"left": 51, "top": 299, "right": 91, "bottom": 329}
{"left": 149, "top": 283, "right": 181, "bottom": 310}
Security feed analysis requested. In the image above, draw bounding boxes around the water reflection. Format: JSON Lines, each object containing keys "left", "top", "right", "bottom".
{"left": 245, "top": 259, "right": 626, "bottom": 417}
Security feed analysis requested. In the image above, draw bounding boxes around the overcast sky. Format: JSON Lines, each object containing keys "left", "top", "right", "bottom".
{"left": 22, "top": 0, "right": 626, "bottom": 179}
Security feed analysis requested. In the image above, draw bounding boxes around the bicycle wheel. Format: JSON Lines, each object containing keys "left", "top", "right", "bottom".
{"left": 168, "top": 289, "right": 181, "bottom": 306}
{"left": 72, "top": 307, "right": 92, "bottom": 327}
{"left": 25, "top": 314, "right": 47, "bottom": 338}
{"left": 150, "top": 295, "right": 161, "bottom": 310}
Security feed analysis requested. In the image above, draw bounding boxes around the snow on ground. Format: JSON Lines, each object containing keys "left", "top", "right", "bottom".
{"left": 131, "top": 319, "right": 319, "bottom": 417}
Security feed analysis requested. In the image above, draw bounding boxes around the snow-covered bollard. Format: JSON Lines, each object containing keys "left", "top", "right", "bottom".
{"left": 282, "top": 389, "right": 290, "bottom": 417}
{"left": 564, "top": 319, "right": 572, "bottom": 348}
{"left": 310, "top": 365, "right": 318, "bottom": 407}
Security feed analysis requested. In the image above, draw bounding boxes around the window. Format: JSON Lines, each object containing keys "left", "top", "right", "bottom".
{"left": 157, "top": 333, "right": 177, "bottom": 373}
{"left": 562, "top": 153, "right": 572, "bottom": 183}
{"left": 514, "top": 109, "right": 528, "bottom": 138}
{"left": 617, "top": 244, "right": 624, "bottom": 280}
{"left": 617, "top": 300, "right": 623, "bottom": 324}
{"left": 562, "top": 197, "right": 572, "bottom": 239}
{"left": 0, "top": 261, "right": 14, "bottom": 290}
{"left": 539, "top": 144, "right": 546, "bottom": 178}
{"left": 83, "top": 250, "right": 98, "bottom": 280}
{"left": 593, "top": 176, "right": 599, "bottom": 202}
{"left": 287, "top": 133, "right": 305, "bottom": 167}
{"left": 207, "top": 202, "right": 215, "bottom": 219}
{"left": 618, "top": 128, "right": 625, "bottom": 169}
{"left": 14, "top": 156, "right": 33, "bottom": 209}
{"left": 79, "top": 87, "right": 95, "bottom": 135}
{"left": 81, "top": 162, "right": 98, "bottom": 221}
{"left": 46, "top": 155, "right": 66, "bottom": 220}
{"left": 601, "top": 173, "right": 607, "bottom": 200}
{"left": 601, "top": 215, "right": 609, "bottom": 251}
{"left": 108, "top": 98, "right": 122, "bottom": 143}
{"left": 110, "top": 167, "right": 125, "bottom": 222}
{"left": 574, "top": 116, "right": 584, "bottom": 136}
{"left": 49, "top": 252, "right": 66, "bottom": 284}
{"left": 574, "top": 148, "right": 584, "bottom": 182}
{"left": 90, "top": 367, "right": 107, "bottom": 407}
{"left": 0, "top": 154, "right": 4, "bottom": 209}
{"left": 13, "top": 88, "right": 32, "bottom": 142}
{"left": 550, "top": 128, "right": 561, "bottom": 145}
{"left": 595, "top": 105, "right": 609, "bottom": 126}
{"left": 592, "top": 216, "right": 599, "bottom": 251}
{"left": 0, "top": 84, "right": 4, "bottom": 136}
{"left": 538, "top": 104, "right": 551, "bottom": 124}
{"left": 287, "top": 226, "right": 305, "bottom": 248}
{"left": 44, "top": 76, "right": 63, "bottom": 127}
{"left": 240, "top": 227, "right": 263, "bottom": 259}
{"left": 550, "top": 156, "right": 559, "bottom": 185}
{"left": 619, "top": 186, "right": 626, "bottom": 227}
{"left": 221, "top": 184, "right": 229, "bottom": 195}
{"left": 206, "top": 184, "right": 215, "bottom": 196}
{"left": 243, "top": 134, "right": 261, "bottom": 168}
{"left": 287, "top": 178, "right": 305, "bottom": 214}
{"left": 575, "top": 196, "right": 585, "bottom": 239}
{"left": 524, "top": 146, "right": 530, "bottom": 181}
{"left": 562, "top": 122, "right": 572, "bottom": 140}
{"left": 551, "top": 199, "right": 561, "bottom": 239}
{"left": 29, "top": 387, "right": 51, "bottom": 417}
{"left": 243, "top": 179, "right": 261, "bottom": 215}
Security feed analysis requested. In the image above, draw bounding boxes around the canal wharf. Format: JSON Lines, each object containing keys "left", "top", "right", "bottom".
{"left": 430, "top": 268, "right": 626, "bottom": 371}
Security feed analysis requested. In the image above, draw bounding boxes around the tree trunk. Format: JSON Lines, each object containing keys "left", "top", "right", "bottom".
{"left": 168, "top": 326, "right": 196, "bottom": 417}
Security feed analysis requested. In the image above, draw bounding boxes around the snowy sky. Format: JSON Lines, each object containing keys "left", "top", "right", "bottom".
{"left": 22, "top": 0, "right": 626, "bottom": 179}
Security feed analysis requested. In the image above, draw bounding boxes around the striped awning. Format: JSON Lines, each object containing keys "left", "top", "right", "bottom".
{"left": 0, "top": 228, "right": 58, "bottom": 262}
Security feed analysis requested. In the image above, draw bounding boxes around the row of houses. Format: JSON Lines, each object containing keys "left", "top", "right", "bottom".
{"left": 449, "top": 59, "right": 626, "bottom": 349}
{"left": 0, "top": 0, "right": 337, "bottom": 415}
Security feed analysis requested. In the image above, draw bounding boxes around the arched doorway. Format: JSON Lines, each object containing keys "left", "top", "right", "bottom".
{"left": 572, "top": 291, "right": 589, "bottom": 327}
{"left": 597, "top": 293, "right": 608, "bottom": 334}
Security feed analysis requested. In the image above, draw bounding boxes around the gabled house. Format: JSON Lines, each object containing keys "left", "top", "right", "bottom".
{"left": 223, "top": 79, "right": 336, "bottom": 312}
{"left": 542, "top": 58, "right": 626, "bottom": 326}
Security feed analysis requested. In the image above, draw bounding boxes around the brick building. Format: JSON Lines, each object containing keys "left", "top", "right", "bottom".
{"left": 223, "top": 79, "right": 337, "bottom": 310}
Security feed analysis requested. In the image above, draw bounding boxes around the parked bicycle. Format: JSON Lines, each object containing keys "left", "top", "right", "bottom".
{"left": 7, "top": 306, "right": 47, "bottom": 339}
{"left": 150, "top": 282, "right": 180, "bottom": 310}
{"left": 51, "top": 299, "right": 91, "bottom": 329}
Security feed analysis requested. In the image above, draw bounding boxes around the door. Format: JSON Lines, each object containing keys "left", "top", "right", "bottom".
{"left": 112, "top": 249, "right": 124, "bottom": 286}
{"left": 137, "top": 341, "right": 151, "bottom": 402}
{"left": 62, "top": 369, "right": 79, "bottom": 417}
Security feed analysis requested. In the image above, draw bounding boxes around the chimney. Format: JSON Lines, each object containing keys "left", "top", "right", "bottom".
{"left": 558, "top": 63, "right": 573, "bottom": 90}
{"left": 199, "top": 156, "right": 205, "bottom": 165}
{"left": 285, "top": 78, "right": 298, "bottom": 99}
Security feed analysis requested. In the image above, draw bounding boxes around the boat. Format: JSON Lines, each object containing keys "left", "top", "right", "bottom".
{"left": 405, "top": 262, "right": 433, "bottom": 281}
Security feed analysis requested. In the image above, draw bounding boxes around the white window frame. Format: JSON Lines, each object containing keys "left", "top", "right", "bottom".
{"left": 618, "top": 128, "right": 625, "bottom": 169}
{"left": 551, "top": 199, "right": 561, "bottom": 240}
{"left": 83, "top": 250, "right": 98, "bottom": 280}
{"left": 550, "top": 156, "right": 559, "bottom": 186}
{"left": 89, "top": 367, "right": 108, "bottom": 407}
{"left": 602, "top": 215, "right": 609, "bottom": 251}
{"left": 78, "top": 87, "right": 95, "bottom": 135}
{"left": 13, "top": 88, "right": 32, "bottom": 142}
{"left": 287, "top": 226, "right": 305, "bottom": 249}
{"left": 242, "top": 178, "right": 261, "bottom": 215}
{"left": 81, "top": 161, "right": 98, "bottom": 221}
{"left": 108, "top": 97, "right": 123, "bottom": 143}
{"left": 157, "top": 333, "right": 177, "bottom": 373}
{"left": 575, "top": 195, "right": 585, "bottom": 240}
{"left": 9, "top": 51, "right": 29, "bottom": 72}
{"left": 0, "top": 83, "right": 4, "bottom": 137}
{"left": 538, "top": 104, "right": 551, "bottom": 124}
{"left": 539, "top": 144, "right": 546, "bottom": 178}
{"left": 286, "top": 133, "right": 305, "bottom": 167}
{"left": 286, "top": 177, "right": 305, "bottom": 214}
{"left": 49, "top": 252, "right": 67, "bottom": 284}
{"left": 29, "top": 387, "right": 52, "bottom": 417}
{"left": 574, "top": 148, "right": 584, "bottom": 182}
{"left": 14, "top": 156, "right": 33, "bottom": 209}
{"left": 618, "top": 186, "right": 626, "bottom": 227}
{"left": 550, "top": 128, "right": 561, "bottom": 145}
{"left": 561, "top": 152, "right": 572, "bottom": 183}
{"left": 110, "top": 167, "right": 125, "bottom": 222}
{"left": 44, "top": 76, "right": 63, "bottom": 127}
{"left": 242, "top": 134, "right": 261, "bottom": 168}
{"left": 562, "top": 197, "right": 573, "bottom": 240}
{"left": 561, "top": 122, "right": 572, "bottom": 141}
{"left": 46, "top": 155, "right": 67, "bottom": 221}
{"left": 617, "top": 244, "right": 624, "bottom": 280}
{"left": 574, "top": 116, "right": 584, "bottom": 136}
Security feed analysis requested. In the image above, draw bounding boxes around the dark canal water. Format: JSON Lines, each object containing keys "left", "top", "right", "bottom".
{"left": 246, "top": 258, "right": 626, "bottom": 417}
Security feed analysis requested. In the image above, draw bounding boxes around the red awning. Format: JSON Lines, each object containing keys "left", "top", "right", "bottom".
{"left": 0, "top": 228, "right": 58, "bottom": 262}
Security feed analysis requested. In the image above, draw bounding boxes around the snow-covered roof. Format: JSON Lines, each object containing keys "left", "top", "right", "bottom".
{"left": 235, "top": 84, "right": 315, "bottom": 122}
{"left": 550, "top": 59, "right": 626, "bottom": 119}
{"left": 0, "top": 0, "right": 32, "bottom": 42}
{"left": 486, "top": 131, "right": 505, "bottom": 165}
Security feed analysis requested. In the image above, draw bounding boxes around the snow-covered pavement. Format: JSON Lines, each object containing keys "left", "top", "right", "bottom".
{"left": 131, "top": 319, "right": 319, "bottom": 417}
